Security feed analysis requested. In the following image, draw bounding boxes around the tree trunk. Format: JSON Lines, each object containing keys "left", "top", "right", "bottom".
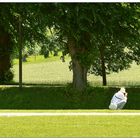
{"left": 19, "top": 16, "right": 23, "bottom": 89}
{"left": 72, "top": 59, "right": 87, "bottom": 90}
{"left": 67, "top": 37, "right": 87, "bottom": 90}
{"left": 99, "top": 47, "right": 107, "bottom": 86}
{"left": 0, "top": 26, "right": 13, "bottom": 83}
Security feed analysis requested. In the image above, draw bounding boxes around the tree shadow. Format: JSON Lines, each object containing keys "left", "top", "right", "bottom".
{"left": 0, "top": 85, "right": 140, "bottom": 110}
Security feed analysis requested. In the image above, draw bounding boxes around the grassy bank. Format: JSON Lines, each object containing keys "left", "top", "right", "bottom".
{"left": 0, "top": 86, "right": 139, "bottom": 109}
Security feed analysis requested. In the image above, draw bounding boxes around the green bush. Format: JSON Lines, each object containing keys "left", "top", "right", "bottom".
{"left": 0, "top": 70, "right": 14, "bottom": 84}
{"left": 0, "top": 86, "right": 139, "bottom": 109}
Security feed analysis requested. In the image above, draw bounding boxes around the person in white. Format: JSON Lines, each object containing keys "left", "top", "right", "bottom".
{"left": 109, "top": 87, "right": 128, "bottom": 110}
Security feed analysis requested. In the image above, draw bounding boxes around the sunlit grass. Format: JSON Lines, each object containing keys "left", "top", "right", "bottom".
{"left": 4, "top": 55, "right": 140, "bottom": 138}
{"left": 13, "top": 60, "right": 72, "bottom": 84}
{"left": 13, "top": 53, "right": 70, "bottom": 65}
{"left": 0, "top": 114, "right": 140, "bottom": 137}
{"left": 0, "top": 109, "right": 140, "bottom": 113}
{"left": 12, "top": 55, "right": 140, "bottom": 86}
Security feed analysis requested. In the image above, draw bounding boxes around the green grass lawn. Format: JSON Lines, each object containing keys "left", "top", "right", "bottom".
{"left": 1, "top": 55, "right": 140, "bottom": 138}
{"left": 13, "top": 61, "right": 72, "bottom": 84}
{"left": 1, "top": 109, "right": 140, "bottom": 113}
{"left": 12, "top": 55, "right": 140, "bottom": 86}
{"left": 0, "top": 110, "right": 140, "bottom": 137}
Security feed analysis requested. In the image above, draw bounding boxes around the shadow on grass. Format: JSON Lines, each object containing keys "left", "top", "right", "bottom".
{"left": 0, "top": 84, "right": 140, "bottom": 110}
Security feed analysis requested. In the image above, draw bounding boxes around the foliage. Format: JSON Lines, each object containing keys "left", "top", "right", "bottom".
{"left": 0, "top": 3, "right": 62, "bottom": 83}
{"left": 39, "top": 3, "right": 140, "bottom": 88}
{"left": 1, "top": 3, "right": 140, "bottom": 88}
{"left": 87, "top": 3, "right": 140, "bottom": 84}
{"left": 90, "top": 44, "right": 133, "bottom": 76}
{"left": 40, "top": 28, "right": 64, "bottom": 58}
{"left": 0, "top": 70, "right": 14, "bottom": 84}
{"left": 0, "top": 86, "right": 140, "bottom": 109}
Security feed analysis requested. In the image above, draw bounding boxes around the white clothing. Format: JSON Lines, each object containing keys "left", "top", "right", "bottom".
{"left": 109, "top": 103, "right": 117, "bottom": 110}
{"left": 111, "top": 91, "right": 127, "bottom": 104}
{"left": 109, "top": 91, "right": 127, "bottom": 110}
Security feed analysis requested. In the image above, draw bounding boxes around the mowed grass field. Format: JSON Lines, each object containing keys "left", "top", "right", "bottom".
{"left": 1, "top": 55, "right": 139, "bottom": 138}
{"left": 0, "top": 110, "right": 140, "bottom": 137}
{"left": 3, "top": 85, "right": 140, "bottom": 137}
{"left": 12, "top": 55, "right": 140, "bottom": 86}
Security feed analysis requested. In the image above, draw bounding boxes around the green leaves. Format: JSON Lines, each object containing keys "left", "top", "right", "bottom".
{"left": 1, "top": 3, "right": 140, "bottom": 86}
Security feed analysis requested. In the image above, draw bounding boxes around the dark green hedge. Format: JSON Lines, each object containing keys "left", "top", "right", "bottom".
{"left": 0, "top": 86, "right": 139, "bottom": 109}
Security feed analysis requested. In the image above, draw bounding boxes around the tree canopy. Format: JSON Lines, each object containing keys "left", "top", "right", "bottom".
{"left": 40, "top": 3, "right": 140, "bottom": 89}
{"left": 0, "top": 3, "right": 140, "bottom": 89}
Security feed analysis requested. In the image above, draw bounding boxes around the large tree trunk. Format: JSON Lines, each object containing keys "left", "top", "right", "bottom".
{"left": 0, "top": 26, "right": 13, "bottom": 83}
{"left": 67, "top": 37, "right": 87, "bottom": 90}
{"left": 72, "top": 59, "right": 87, "bottom": 90}
{"left": 99, "top": 46, "right": 107, "bottom": 86}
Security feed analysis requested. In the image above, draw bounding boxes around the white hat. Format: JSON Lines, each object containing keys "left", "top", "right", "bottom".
{"left": 120, "top": 87, "right": 126, "bottom": 93}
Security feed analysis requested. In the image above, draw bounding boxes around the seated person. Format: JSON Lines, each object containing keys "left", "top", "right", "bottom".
{"left": 109, "top": 87, "right": 128, "bottom": 110}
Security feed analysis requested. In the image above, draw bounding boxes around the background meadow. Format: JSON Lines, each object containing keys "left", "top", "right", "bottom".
{"left": 12, "top": 55, "right": 140, "bottom": 87}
